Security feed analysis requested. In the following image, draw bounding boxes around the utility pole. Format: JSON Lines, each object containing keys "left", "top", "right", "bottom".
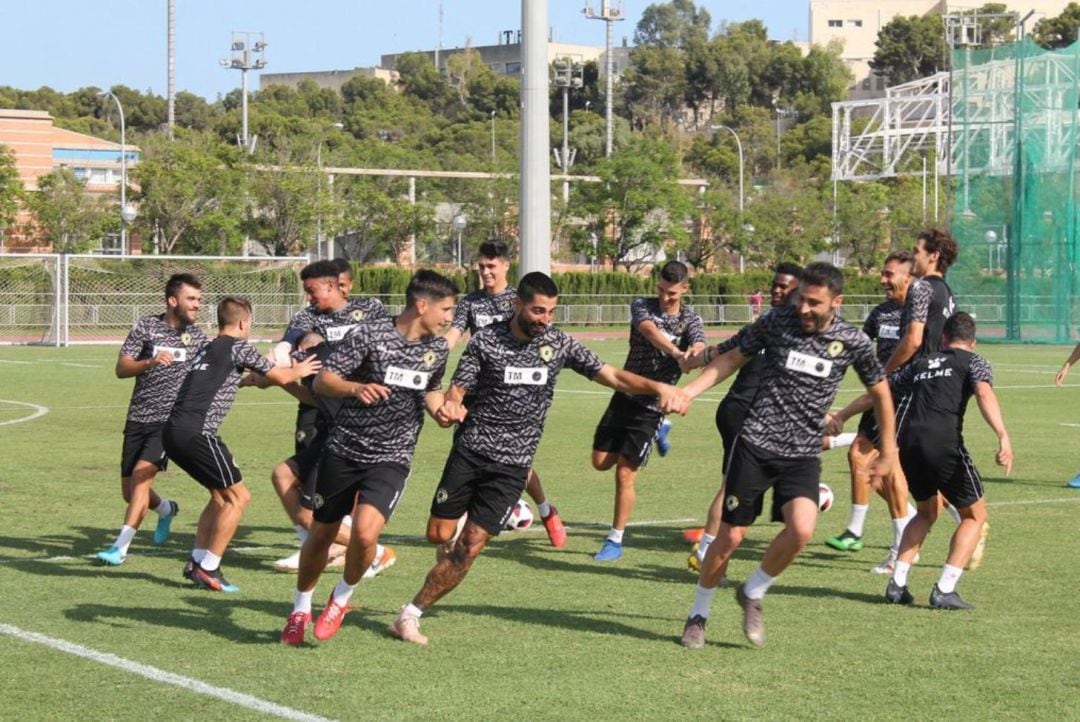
{"left": 584, "top": 0, "right": 623, "bottom": 158}
{"left": 167, "top": 0, "right": 175, "bottom": 138}
{"left": 221, "top": 31, "right": 267, "bottom": 153}
{"left": 553, "top": 59, "right": 583, "bottom": 204}
{"left": 519, "top": 0, "right": 551, "bottom": 276}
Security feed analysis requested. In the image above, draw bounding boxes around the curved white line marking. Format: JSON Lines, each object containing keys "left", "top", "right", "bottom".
{"left": 0, "top": 399, "right": 49, "bottom": 427}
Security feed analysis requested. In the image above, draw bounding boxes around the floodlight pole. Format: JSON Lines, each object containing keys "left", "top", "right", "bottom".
{"left": 221, "top": 32, "right": 267, "bottom": 153}
{"left": 584, "top": 0, "right": 623, "bottom": 158}
{"left": 519, "top": 0, "right": 551, "bottom": 277}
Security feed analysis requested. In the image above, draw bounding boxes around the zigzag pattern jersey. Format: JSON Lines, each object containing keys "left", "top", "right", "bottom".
{"left": 862, "top": 300, "right": 904, "bottom": 365}
{"left": 622, "top": 297, "right": 706, "bottom": 412}
{"left": 891, "top": 348, "right": 993, "bottom": 445}
{"left": 452, "top": 322, "right": 605, "bottom": 468}
{"left": 285, "top": 298, "right": 388, "bottom": 347}
{"left": 901, "top": 277, "right": 955, "bottom": 360}
{"left": 120, "top": 315, "right": 209, "bottom": 424}
{"left": 734, "top": 304, "right": 884, "bottom": 458}
{"left": 450, "top": 287, "right": 517, "bottom": 334}
{"left": 322, "top": 316, "right": 449, "bottom": 466}
{"left": 167, "top": 336, "right": 274, "bottom": 436}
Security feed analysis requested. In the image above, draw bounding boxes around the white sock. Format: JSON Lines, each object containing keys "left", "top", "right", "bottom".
{"left": 937, "top": 564, "right": 964, "bottom": 594}
{"left": 192, "top": 548, "right": 207, "bottom": 564}
{"left": 114, "top": 525, "right": 137, "bottom": 554}
{"left": 201, "top": 551, "right": 222, "bottom": 571}
{"left": 829, "top": 432, "right": 857, "bottom": 449}
{"left": 847, "top": 504, "right": 869, "bottom": 537}
{"left": 890, "top": 517, "right": 909, "bottom": 555}
{"left": 294, "top": 524, "right": 309, "bottom": 544}
{"left": 537, "top": 501, "right": 552, "bottom": 518}
{"left": 690, "top": 584, "right": 716, "bottom": 619}
{"left": 742, "top": 566, "right": 776, "bottom": 600}
{"left": 893, "top": 560, "right": 912, "bottom": 587}
{"left": 945, "top": 503, "right": 962, "bottom": 524}
{"left": 154, "top": 499, "right": 173, "bottom": 516}
{"left": 907, "top": 502, "right": 917, "bottom": 519}
{"left": 403, "top": 602, "right": 424, "bottom": 619}
{"left": 607, "top": 527, "right": 624, "bottom": 544}
{"left": 697, "top": 533, "right": 716, "bottom": 562}
{"left": 371, "top": 544, "right": 386, "bottom": 566}
{"left": 294, "top": 589, "right": 313, "bottom": 614}
{"left": 331, "top": 578, "right": 357, "bottom": 607}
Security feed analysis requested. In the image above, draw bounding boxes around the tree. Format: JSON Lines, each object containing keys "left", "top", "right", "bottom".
{"left": 834, "top": 181, "right": 891, "bottom": 272}
{"left": 870, "top": 14, "right": 949, "bottom": 86}
{"left": 1034, "top": 2, "right": 1080, "bottom": 49}
{"left": 337, "top": 177, "right": 435, "bottom": 264}
{"left": 742, "top": 171, "right": 830, "bottom": 266}
{"left": 0, "top": 145, "right": 23, "bottom": 240}
{"left": 246, "top": 136, "right": 325, "bottom": 256}
{"left": 634, "top": 0, "right": 711, "bottom": 49}
{"left": 569, "top": 136, "right": 694, "bottom": 271}
{"left": 26, "top": 168, "right": 110, "bottom": 253}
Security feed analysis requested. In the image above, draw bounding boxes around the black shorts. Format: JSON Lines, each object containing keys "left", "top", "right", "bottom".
{"left": 715, "top": 396, "right": 751, "bottom": 474}
{"left": 592, "top": 393, "right": 662, "bottom": 469}
{"left": 162, "top": 427, "right": 243, "bottom": 490}
{"left": 313, "top": 450, "right": 410, "bottom": 525}
{"left": 430, "top": 445, "right": 529, "bottom": 536}
{"left": 721, "top": 438, "right": 822, "bottom": 526}
{"left": 899, "top": 441, "right": 984, "bottom": 509}
{"left": 856, "top": 411, "right": 880, "bottom": 443}
{"left": 288, "top": 433, "right": 327, "bottom": 511}
{"left": 121, "top": 421, "right": 168, "bottom": 478}
{"left": 294, "top": 404, "right": 321, "bottom": 456}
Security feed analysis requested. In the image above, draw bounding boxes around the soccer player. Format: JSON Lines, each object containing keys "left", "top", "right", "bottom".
{"left": 678, "top": 263, "right": 896, "bottom": 649}
{"left": 97, "top": 274, "right": 209, "bottom": 566}
{"left": 443, "top": 240, "right": 567, "bottom": 547}
{"left": 164, "top": 297, "right": 320, "bottom": 592}
{"left": 1055, "top": 342, "right": 1080, "bottom": 488}
{"left": 830, "top": 229, "right": 960, "bottom": 574}
{"left": 884, "top": 312, "right": 1012, "bottom": 609}
{"left": 280, "top": 271, "right": 457, "bottom": 644}
{"left": 388, "top": 272, "right": 689, "bottom": 646}
{"left": 591, "top": 260, "right": 706, "bottom": 561}
{"left": 680, "top": 263, "right": 802, "bottom": 573}
{"left": 825, "top": 251, "right": 918, "bottom": 555}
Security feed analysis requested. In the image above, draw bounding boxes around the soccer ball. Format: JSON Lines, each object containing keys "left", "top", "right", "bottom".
{"left": 818, "top": 483, "right": 834, "bottom": 512}
{"left": 505, "top": 499, "right": 534, "bottom": 531}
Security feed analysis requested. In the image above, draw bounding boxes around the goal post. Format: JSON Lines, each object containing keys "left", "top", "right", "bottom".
{"left": 0, "top": 254, "right": 62, "bottom": 346}
{"left": 62, "top": 255, "right": 310, "bottom": 345}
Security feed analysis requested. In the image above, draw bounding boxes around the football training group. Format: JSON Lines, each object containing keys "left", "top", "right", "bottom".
{"left": 96, "top": 229, "right": 1073, "bottom": 648}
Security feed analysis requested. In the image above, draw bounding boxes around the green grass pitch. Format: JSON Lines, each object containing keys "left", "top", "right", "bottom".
{"left": 0, "top": 338, "right": 1078, "bottom": 720}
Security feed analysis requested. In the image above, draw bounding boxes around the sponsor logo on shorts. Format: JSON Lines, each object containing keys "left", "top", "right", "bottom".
{"left": 436, "top": 488, "right": 449, "bottom": 503}
{"left": 314, "top": 493, "right": 324, "bottom": 509}
{"left": 296, "top": 429, "right": 306, "bottom": 443}
{"left": 725, "top": 495, "right": 739, "bottom": 511}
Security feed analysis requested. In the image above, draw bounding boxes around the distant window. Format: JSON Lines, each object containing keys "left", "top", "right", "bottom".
{"left": 876, "top": 75, "right": 886, "bottom": 90}
{"left": 847, "top": 19, "right": 863, "bottom": 28}
{"left": 88, "top": 168, "right": 109, "bottom": 184}
{"left": 72, "top": 168, "right": 89, "bottom": 181}
{"left": 505, "top": 62, "right": 521, "bottom": 74}
{"left": 828, "top": 19, "right": 842, "bottom": 28}
{"left": 862, "top": 77, "right": 872, "bottom": 90}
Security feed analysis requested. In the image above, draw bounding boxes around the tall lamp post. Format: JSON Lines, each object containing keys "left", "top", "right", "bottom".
{"left": 583, "top": 0, "right": 623, "bottom": 158}
{"left": 452, "top": 213, "right": 467, "bottom": 267}
{"left": 221, "top": 32, "right": 267, "bottom": 153}
{"left": 711, "top": 124, "right": 746, "bottom": 273}
{"left": 316, "top": 122, "right": 345, "bottom": 259}
{"left": 99, "top": 91, "right": 136, "bottom": 256}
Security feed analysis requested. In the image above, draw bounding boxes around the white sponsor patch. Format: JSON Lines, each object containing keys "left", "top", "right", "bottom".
{"left": 504, "top": 366, "right": 549, "bottom": 385}
{"left": 325, "top": 324, "right": 358, "bottom": 342}
{"left": 152, "top": 345, "right": 187, "bottom": 362}
{"left": 384, "top": 365, "right": 429, "bottom": 390}
{"left": 878, "top": 324, "right": 900, "bottom": 340}
{"left": 785, "top": 350, "right": 832, "bottom": 378}
{"left": 475, "top": 313, "right": 503, "bottom": 329}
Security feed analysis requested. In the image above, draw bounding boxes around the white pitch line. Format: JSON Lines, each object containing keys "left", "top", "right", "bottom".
{"left": 59, "top": 362, "right": 100, "bottom": 368}
{"left": 0, "top": 624, "right": 335, "bottom": 722}
{"left": 0, "top": 359, "right": 32, "bottom": 364}
{"left": 986, "top": 496, "right": 1080, "bottom": 507}
{"left": 0, "top": 399, "right": 49, "bottom": 426}
{"left": 1059, "top": 423, "right": 1080, "bottom": 428}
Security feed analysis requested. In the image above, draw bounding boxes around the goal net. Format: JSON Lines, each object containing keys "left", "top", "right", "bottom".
{"left": 0, "top": 254, "right": 62, "bottom": 345}
{"left": 62, "top": 255, "right": 309, "bottom": 345}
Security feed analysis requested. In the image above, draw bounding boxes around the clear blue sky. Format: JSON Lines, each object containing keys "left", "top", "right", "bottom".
{"left": 1, "top": 1, "right": 809, "bottom": 100}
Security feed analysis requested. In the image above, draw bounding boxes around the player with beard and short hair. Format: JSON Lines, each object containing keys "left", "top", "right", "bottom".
{"left": 678, "top": 263, "right": 897, "bottom": 649}
{"left": 97, "top": 274, "right": 209, "bottom": 566}
{"left": 387, "top": 272, "right": 690, "bottom": 646}
{"left": 443, "top": 241, "right": 568, "bottom": 547}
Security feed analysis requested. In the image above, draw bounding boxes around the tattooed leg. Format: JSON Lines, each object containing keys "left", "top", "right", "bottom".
{"left": 413, "top": 520, "right": 491, "bottom": 609}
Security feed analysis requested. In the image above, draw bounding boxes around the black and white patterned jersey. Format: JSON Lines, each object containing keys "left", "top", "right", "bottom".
{"left": 322, "top": 317, "right": 449, "bottom": 466}
{"left": 284, "top": 298, "right": 388, "bottom": 347}
{"left": 733, "top": 304, "right": 884, "bottom": 458}
{"left": 450, "top": 287, "right": 517, "bottom": 334}
{"left": 167, "top": 336, "right": 274, "bottom": 436}
{"left": 900, "top": 277, "right": 955, "bottom": 360}
{"left": 892, "top": 348, "right": 993, "bottom": 445}
{"left": 290, "top": 342, "right": 342, "bottom": 431}
{"left": 452, "top": 321, "right": 605, "bottom": 468}
{"left": 119, "top": 314, "right": 209, "bottom": 424}
{"left": 863, "top": 300, "right": 904, "bottom": 366}
{"left": 621, "top": 298, "right": 706, "bottom": 411}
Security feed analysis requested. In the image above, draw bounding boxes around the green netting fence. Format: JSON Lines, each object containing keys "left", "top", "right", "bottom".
{"left": 951, "top": 37, "right": 1080, "bottom": 342}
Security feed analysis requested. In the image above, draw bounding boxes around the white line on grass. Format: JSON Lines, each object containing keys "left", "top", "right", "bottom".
{"left": 1060, "top": 423, "right": 1080, "bottom": 428}
{"left": 0, "top": 399, "right": 49, "bottom": 426}
{"left": 58, "top": 362, "right": 100, "bottom": 368}
{"left": 0, "top": 624, "right": 335, "bottom": 722}
{"left": 986, "top": 496, "right": 1080, "bottom": 507}
{"left": 0, "top": 359, "right": 32, "bottom": 364}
